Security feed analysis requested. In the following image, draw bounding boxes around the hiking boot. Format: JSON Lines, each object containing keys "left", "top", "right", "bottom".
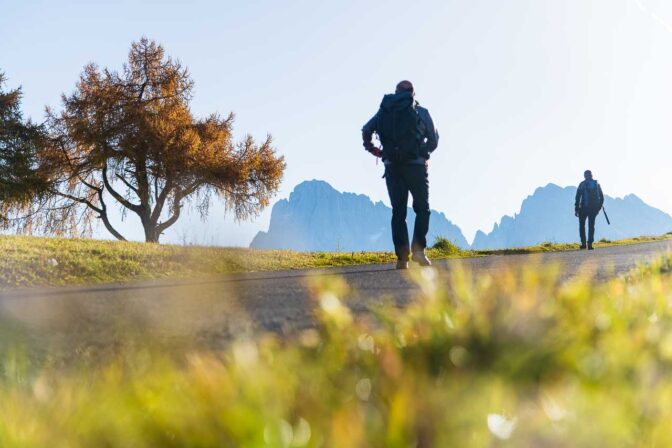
{"left": 412, "top": 251, "right": 432, "bottom": 267}
{"left": 580, "top": 244, "right": 587, "bottom": 250}
{"left": 396, "top": 259, "right": 409, "bottom": 270}
{"left": 588, "top": 243, "right": 594, "bottom": 250}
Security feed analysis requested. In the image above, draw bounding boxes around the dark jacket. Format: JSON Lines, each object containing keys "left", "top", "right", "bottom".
{"left": 362, "top": 92, "right": 439, "bottom": 164}
{"left": 575, "top": 179, "right": 604, "bottom": 213}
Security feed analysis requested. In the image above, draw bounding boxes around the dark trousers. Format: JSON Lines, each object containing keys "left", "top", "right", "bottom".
{"left": 579, "top": 209, "right": 599, "bottom": 245}
{"left": 385, "top": 164, "right": 430, "bottom": 260}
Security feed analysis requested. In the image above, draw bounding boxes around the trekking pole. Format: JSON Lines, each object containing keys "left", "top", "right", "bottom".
{"left": 602, "top": 206, "right": 611, "bottom": 225}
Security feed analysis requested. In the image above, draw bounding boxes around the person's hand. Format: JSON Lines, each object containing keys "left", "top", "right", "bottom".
{"left": 574, "top": 210, "right": 579, "bottom": 217}
{"left": 369, "top": 147, "right": 383, "bottom": 158}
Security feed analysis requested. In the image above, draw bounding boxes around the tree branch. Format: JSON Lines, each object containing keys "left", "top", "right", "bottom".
{"left": 156, "top": 203, "right": 181, "bottom": 235}
{"left": 149, "top": 178, "right": 173, "bottom": 225}
{"left": 54, "top": 137, "right": 101, "bottom": 193}
{"left": 95, "top": 186, "right": 127, "bottom": 241}
{"left": 116, "top": 172, "right": 140, "bottom": 195}
{"left": 51, "top": 189, "right": 103, "bottom": 215}
{"left": 155, "top": 183, "right": 196, "bottom": 234}
{"left": 101, "top": 164, "right": 142, "bottom": 213}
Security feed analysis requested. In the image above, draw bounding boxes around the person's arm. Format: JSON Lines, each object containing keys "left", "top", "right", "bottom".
{"left": 598, "top": 183, "right": 604, "bottom": 208}
{"left": 575, "top": 182, "right": 583, "bottom": 214}
{"left": 362, "top": 112, "right": 381, "bottom": 155}
{"left": 418, "top": 108, "right": 439, "bottom": 155}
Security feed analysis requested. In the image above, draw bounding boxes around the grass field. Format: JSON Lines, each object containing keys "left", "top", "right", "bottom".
{"left": 0, "top": 235, "right": 395, "bottom": 287}
{"left": 1, "top": 254, "right": 672, "bottom": 446}
{"left": 0, "top": 234, "right": 670, "bottom": 288}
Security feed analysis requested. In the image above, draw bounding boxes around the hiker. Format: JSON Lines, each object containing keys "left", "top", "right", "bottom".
{"left": 574, "top": 170, "right": 604, "bottom": 250}
{"left": 362, "top": 80, "right": 439, "bottom": 269}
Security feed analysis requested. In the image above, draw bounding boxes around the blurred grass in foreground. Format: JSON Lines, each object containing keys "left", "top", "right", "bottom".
{"left": 2, "top": 257, "right": 672, "bottom": 446}
{"left": 1, "top": 234, "right": 670, "bottom": 288}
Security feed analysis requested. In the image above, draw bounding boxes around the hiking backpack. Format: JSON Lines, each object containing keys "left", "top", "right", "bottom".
{"left": 582, "top": 180, "right": 600, "bottom": 209}
{"left": 376, "top": 93, "right": 421, "bottom": 163}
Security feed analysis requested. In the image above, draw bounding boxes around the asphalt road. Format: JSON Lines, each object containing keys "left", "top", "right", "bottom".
{"left": 0, "top": 241, "right": 670, "bottom": 360}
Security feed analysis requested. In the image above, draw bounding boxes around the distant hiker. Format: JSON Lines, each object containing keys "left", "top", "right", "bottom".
{"left": 362, "top": 80, "right": 439, "bottom": 269}
{"left": 574, "top": 170, "right": 604, "bottom": 250}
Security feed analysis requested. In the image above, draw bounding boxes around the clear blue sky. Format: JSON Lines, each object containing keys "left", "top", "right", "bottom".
{"left": 3, "top": 0, "right": 672, "bottom": 245}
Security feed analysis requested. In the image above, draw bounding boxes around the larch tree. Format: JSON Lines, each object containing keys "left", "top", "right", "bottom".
{"left": 15, "top": 38, "right": 285, "bottom": 242}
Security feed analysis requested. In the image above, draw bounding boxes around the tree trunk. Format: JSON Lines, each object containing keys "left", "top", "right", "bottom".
{"left": 143, "top": 224, "right": 160, "bottom": 243}
{"left": 101, "top": 213, "right": 127, "bottom": 242}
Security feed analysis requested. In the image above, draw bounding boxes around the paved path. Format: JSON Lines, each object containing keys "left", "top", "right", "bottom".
{"left": 0, "top": 241, "right": 670, "bottom": 360}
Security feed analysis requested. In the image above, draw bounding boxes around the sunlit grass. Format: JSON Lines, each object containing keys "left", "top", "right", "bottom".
{"left": 475, "top": 234, "right": 672, "bottom": 255}
{"left": 0, "top": 235, "right": 395, "bottom": 287}
{"left": 1, "top": 257, "right": 672, "bottom": 445}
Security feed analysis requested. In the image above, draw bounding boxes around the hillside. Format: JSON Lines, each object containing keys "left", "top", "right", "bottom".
{"left": 0, "top": 235, "right": 397, "bottom": 288}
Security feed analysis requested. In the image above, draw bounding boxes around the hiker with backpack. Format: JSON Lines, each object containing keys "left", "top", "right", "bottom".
{"left": 574, "top": 170, "right": 605, "bottom": 250}
{"left": 362, "top": 80, "right": 439, "bottom": 269}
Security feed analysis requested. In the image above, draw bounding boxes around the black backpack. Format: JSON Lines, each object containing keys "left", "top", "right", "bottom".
{"left": 581, "top": 180, "right": 600, "bottom": 208}
{"left": 376, "top": 92, "right": 420, "bottom": 163}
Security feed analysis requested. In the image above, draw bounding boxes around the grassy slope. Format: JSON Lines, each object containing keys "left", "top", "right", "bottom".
{"left": 0, "top": 234, "right": 670, "bottom": 288}
{"left": 475, "top": 234, "right": 672, "bottom": 255}
{"left": 0, "top": 235, "right": 396, "bottom": 287}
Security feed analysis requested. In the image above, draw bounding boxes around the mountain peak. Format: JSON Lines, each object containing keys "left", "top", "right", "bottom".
{"left": 293, "top": 179, "right": 336, "bottom": 191}
{"left": 536, "top": 182, "right": 563, "bottom": 192}
{"left": 472, "top": 185, "right": 672, "bottom": 249}
{"left": 291, "top": 179, "right": 339, "bottom": 197}
{"left": 251, "top": 180, "right": 469, "bottom": 251}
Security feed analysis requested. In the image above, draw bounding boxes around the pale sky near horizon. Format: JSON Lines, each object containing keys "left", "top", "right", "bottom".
{"left": 3, "top": 0, "right": 672, "bottom": 245}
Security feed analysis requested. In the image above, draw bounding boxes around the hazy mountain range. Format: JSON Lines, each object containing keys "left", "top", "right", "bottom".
{"left": 250, "top": 180, "right": 469, "bottom": 251}
{"left": 472, "top": 183, "right": 672, "bottom": 249}
{"left": 250, "top": 180, "right": 672, "bottom": 251}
